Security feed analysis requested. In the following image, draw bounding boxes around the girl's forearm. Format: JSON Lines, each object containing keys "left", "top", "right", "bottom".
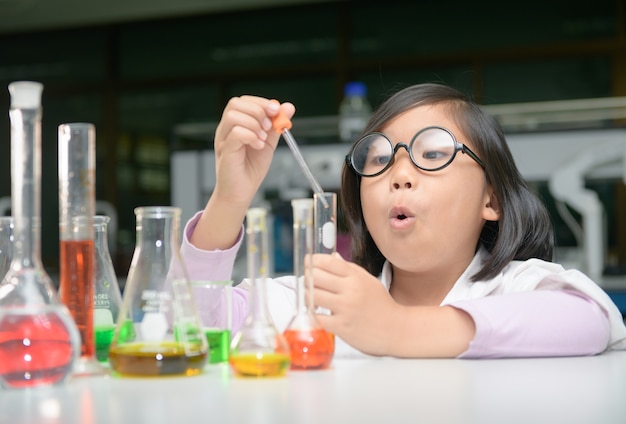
{"left": 189, "top": 194, "right": 249, "bottom": 251}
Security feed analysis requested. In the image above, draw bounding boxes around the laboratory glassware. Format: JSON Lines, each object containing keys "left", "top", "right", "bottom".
{"left": 269, "top": 100, "right": 329, "bottom": 208}
{"left": 229, "top": 207, "right": 290, "bottom": 377}
{"left": 0, "top": 217, "right": 14, "bottom": 281}
{"left": 58, "top": 122, "right": 105, "bottom": 376}
{"left": 283, "top": 199, "right": 334, "bottom": 370}
{"left": 108, "top": 206, "right": 207, "bottom": 377}
{"left": 191, "top": 279, "right": 233, "bottom": 364}
{"left": 338, "top": 81, "right": 372, "bottom": 143}
{"left": 313, "top": 192, "right": 337, "bottom": 324}
{"left": 314, "top": 192, "right": 337, "bottom": 255}
{"left": 93, "top": 215, "right": 122, "bottom": 362}
{"left": 0, "top": 81, "right": 81, "bottom": 389}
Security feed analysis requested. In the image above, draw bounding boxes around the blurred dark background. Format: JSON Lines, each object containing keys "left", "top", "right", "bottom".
{"left": 1, "top": 0, "right": 625, "bottom": 276}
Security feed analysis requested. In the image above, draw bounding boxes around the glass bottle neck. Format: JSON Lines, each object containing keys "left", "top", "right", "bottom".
{"left": 9, "top": 107, "right": 43, "bottom": 267}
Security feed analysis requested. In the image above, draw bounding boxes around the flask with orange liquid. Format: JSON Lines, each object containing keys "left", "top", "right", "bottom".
{"left": 283, "top": 198, "right": 334, "bottom": 370}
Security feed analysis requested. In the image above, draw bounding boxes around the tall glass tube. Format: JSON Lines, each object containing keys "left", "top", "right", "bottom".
{"left": 58, "top": 122, "right": 105, "bottom": 376}
{"left": 0, "top": 81, "right": 80, "bottom": 389}
{"left": 314, "top": 192, "right": 337, "bottom": 255}
{"left": 283, "top": 199, "right": 334, "bottom": 370}
{"left": 314, "top": 192, "right": 337, "bottom": 319}
{"left": 229, "top": 207, "right": 290, "bottom": 377}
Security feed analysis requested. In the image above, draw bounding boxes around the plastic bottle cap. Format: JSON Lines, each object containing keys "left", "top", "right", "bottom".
{"left": 344, "top": 81, "right": 367, "bottom": 97}
{"left": 8, "top": 81, "right": 43, "bottom": 109}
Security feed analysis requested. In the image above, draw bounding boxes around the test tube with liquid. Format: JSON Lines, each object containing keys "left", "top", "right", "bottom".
{"left": 283, "top": 199, "right": 334, "bottom": 370}
{"left": 58, "top": 123, "right": 106, "bottom": 376}
{"left": 229, "top": 207, "right": 290, "bottom": 377}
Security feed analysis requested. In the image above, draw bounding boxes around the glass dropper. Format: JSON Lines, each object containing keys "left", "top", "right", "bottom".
{"left": 269, "top": 100, "right": 329, "bottom": 209}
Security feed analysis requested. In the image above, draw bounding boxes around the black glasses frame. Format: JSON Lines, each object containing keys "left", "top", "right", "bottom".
{"left": 345, "top": 126, "right": 485, "bottom": 177}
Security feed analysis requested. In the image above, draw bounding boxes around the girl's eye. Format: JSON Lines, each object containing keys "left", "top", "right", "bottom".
{"left": 422, "top": 150, "right": 447, "bottom": 161}
{"left": 372, "top": 154, "right": 391, "bottom": 166}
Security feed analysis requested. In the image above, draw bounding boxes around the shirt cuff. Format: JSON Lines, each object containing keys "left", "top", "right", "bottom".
{"left": 180, "top": 211, "right": 244, "bottom": 282}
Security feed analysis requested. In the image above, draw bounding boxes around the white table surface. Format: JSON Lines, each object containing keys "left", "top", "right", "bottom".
{"left": 3, "top": 351, "right": 626, "bottom": 424}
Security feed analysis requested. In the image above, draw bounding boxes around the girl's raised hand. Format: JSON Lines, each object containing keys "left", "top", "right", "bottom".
{"left": 190, "top": 96, "right": 295, "bottom": 252}
{"left": 213, "top": 96, "right": 295, "bottom": 207}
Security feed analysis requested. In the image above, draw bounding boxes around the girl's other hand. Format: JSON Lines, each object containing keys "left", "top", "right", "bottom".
{"left": 312, "top": 253, "right": 398, "bottom": 356}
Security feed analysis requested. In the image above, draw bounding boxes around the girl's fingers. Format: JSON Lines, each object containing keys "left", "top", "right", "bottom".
{"left": 217, "top": 96, "right": 295, "bottom": 150}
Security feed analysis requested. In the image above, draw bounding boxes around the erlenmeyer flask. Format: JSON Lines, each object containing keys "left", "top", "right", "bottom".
{"left": 0, "top": 81, "right": 81, "bottom": 389}
{"left": 93, "top": 215, "right": 122, "bottom": 363}
{"left": 283, "top": 199, "right": 334, "bottom": 370}
{"left": 0, "top": 217, "right": 14, "bottom": 280}
{"left": 108, "top": 206, "right": 207, "bottom": 377}
{"left": 229, "top": 207, "right": 290, "bottom": 377}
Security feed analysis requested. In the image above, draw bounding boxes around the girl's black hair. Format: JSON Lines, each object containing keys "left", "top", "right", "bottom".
{"left": 340, "top": 83, "right": 554, "bottom": 281}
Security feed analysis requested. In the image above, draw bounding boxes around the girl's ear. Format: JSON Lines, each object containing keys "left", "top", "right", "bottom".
{"left": 482, "top": 186, "right": 500, "bottom": 221}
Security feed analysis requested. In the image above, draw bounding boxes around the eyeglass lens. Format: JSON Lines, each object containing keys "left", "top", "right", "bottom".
{"left": 350, "top": 127, "right": 458, "bottom": 176}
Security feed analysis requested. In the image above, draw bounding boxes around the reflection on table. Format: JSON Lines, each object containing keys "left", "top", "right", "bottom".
{"left": 3, "top": 350, "right": 626, "bottom": 424}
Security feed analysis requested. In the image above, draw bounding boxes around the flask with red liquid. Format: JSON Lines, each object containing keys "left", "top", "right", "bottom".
{"left": 0, "top": 81, "right": 81, "bottom": 389}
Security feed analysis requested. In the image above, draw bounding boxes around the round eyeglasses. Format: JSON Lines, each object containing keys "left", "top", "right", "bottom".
{"left": 345, "top": 126, "right": 485, "bottom": 177}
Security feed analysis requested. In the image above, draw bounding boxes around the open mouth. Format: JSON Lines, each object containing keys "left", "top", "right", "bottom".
{"left": 389, "top": 207, "right": 414, "bottom": 229}
{"left": 390, "top": 206, "right": 412, "bottom": 220}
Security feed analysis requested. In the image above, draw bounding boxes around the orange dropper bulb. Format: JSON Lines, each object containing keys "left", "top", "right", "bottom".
{"left": 269, "top": 99, "right": 292, "bottom": 132}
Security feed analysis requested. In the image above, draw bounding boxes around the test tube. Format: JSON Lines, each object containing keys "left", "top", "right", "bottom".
{"left": 314, "top": 192, "right": 337, "bottom": 254}
{"left": 58, "top": 123, "right": 105, "bottom": 376}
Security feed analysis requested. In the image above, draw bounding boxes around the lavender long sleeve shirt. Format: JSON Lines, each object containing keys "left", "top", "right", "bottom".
{"left": 181, "top": 212, "right": 626, "bottom": 358}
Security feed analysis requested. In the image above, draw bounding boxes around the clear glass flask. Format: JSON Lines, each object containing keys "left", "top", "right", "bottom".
{"left": 229, "top": 207, "right": 290, "bottom": 377}
{"left": 0, "top": 81, "right": 81, "bottom": 389}
{"left": 0, "top": 217, "right": 14, "bottom": 280}
{"left": 58, "top": 122, "right": 105, "bottom": 376}
{"left": 108, "top": 206, "right": 207, "bottom": 377}
{"left": 283, "top": 199, "right": 334, "bottom": 370}
{"left": 93, "top": 215, "right": 122, "bottom": 363}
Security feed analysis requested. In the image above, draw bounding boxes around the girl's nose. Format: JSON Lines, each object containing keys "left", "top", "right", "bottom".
{"left": 389, "top": 149, "right": 416, "bottom": 190}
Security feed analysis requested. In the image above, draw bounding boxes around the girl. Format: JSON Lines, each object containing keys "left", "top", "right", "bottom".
{"left": 182, "top": 83, "right": 626, "bottom": 358}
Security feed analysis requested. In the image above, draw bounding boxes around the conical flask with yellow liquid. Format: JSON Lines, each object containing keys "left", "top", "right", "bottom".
{"left": 108, "top": 206, "right": 207, "bottom": 376}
